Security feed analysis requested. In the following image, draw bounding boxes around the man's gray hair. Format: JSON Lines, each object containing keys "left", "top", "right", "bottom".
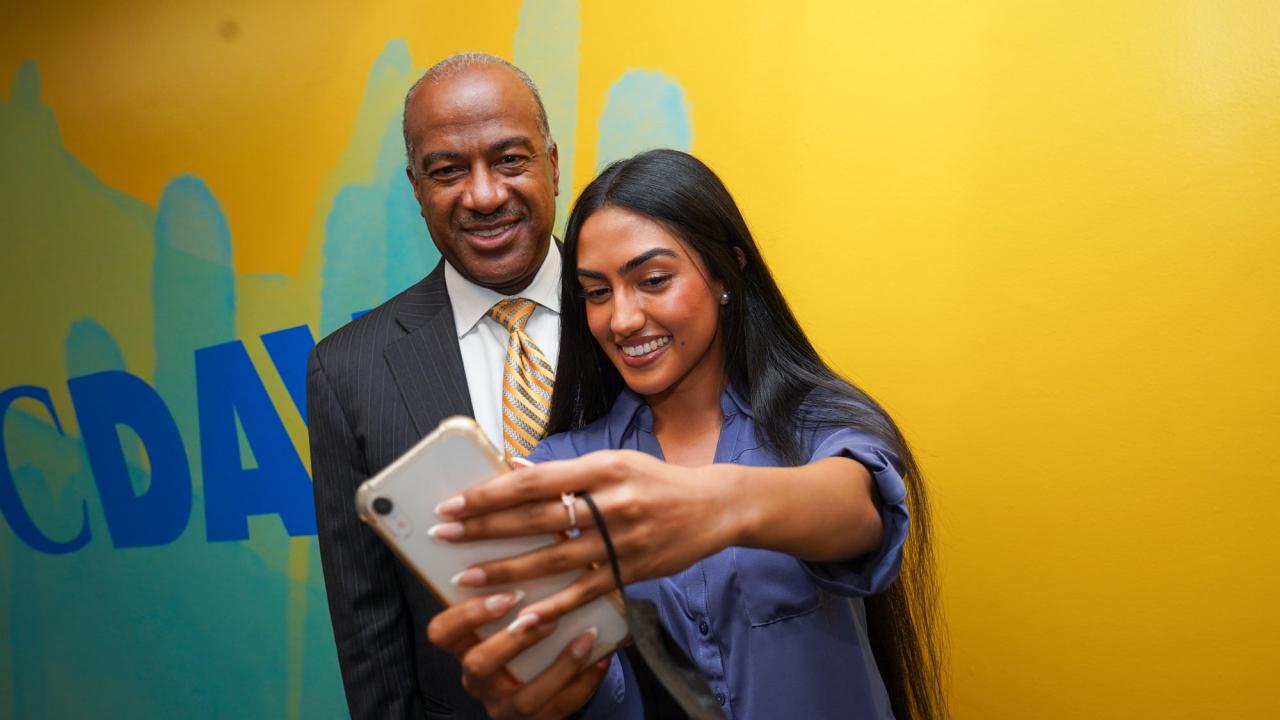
{"left": 402, "top": 52, "right": 554, "bottom": 172}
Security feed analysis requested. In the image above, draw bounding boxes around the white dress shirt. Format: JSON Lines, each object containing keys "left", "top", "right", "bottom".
{"left": 443, "top": 242, "right": 561, "bottom": 451}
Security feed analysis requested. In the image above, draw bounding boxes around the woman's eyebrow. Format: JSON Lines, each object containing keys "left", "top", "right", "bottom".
{"left": 577, "top": 247, "right": 678, "bottom": 280}
{"left": 618, "top": 248, "right": 677, "bottom": 274}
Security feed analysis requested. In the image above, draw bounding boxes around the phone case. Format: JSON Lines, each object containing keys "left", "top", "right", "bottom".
{"left": 355, "top": 416, "right": 630, "bottom": 683}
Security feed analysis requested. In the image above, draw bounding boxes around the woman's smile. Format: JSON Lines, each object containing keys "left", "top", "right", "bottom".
{"left": 617, "top": 334, "right": 672, "bottom": 366}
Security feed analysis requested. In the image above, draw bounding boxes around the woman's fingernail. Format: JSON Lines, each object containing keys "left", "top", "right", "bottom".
{"left": 506, "top": 612, "right": 541, "bottom": 634}
{"left": 570, "top": 627, "right": 599, "bottom": 660}
{"left": 483, "top": 590, "right": 525, "bottom": 613}
{"left": 435, "top": 495, "right": 465, "bottom": 518}
{"left": 450, "top": 568, "right": 486, "bottom": 587}
{"left": 427, "top": 522, "right": 464, "bottom": 541}
{"left": 596, "top": 657, "right": 611, "bottom": 671}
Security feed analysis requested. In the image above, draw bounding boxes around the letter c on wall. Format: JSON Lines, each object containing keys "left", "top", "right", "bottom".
{"left": 0, "top": 385, "right": 92, "bottom": 554}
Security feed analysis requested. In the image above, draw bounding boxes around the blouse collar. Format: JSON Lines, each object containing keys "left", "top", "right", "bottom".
{"left": 606, "top": 381, "right": 754, "bottom": 436}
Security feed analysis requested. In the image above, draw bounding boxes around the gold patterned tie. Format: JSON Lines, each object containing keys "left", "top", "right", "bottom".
{"left": 489, "top": 298, "right": 555, "bottom": 459}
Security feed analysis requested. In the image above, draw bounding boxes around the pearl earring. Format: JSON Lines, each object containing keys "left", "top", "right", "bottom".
{"left": 720, "top": 291, "right": 730, "bottom": 305}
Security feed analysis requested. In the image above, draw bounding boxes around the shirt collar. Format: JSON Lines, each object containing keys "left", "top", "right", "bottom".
{"left": 607, "top": 381, "right": 754, "bottom": 435}
{"left": 444, "top": 241, "right": 561, "bottom": 338}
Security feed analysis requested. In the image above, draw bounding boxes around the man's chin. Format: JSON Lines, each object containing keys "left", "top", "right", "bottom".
{"left": 463, "top": 255, "right": 543, "bottom": 294}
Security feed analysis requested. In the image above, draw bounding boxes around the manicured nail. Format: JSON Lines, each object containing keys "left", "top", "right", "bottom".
{"left": 427, "top": 522, "right": 464, "bottom": 541}
{"left": 570, "top": 627, "right": 599, "bottom": 660}
{"left": 450, "top": 568, "right": 486, "bottom": 587}
{"left": 484, "top": 590, "right": 525, "bottom": 613}
{"left": 435, "top": 495, "right": 466, "bottom": 518}
{"left": 506, "top": 612, "right": 541, "bottom": 634}
{"left": 596, "top": 657, "right": 611, "bottom": 671}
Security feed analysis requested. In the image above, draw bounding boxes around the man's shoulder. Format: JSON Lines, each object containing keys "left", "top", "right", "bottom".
{"left": 311, "top": 267, "right": 447, "bottom": 372}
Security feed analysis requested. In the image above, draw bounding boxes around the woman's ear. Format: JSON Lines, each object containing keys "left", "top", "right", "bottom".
{"left": 733, "top": 246, "right": 746, "bottom": 270}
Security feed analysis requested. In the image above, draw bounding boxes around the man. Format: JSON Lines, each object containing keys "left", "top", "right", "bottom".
{"left": 307, "top": 53, "right": 572, "bottom": 718}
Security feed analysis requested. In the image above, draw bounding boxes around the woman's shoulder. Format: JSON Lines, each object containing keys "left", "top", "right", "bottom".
{"left": 528, "top": 413, "right": 618, "bottom": 463}
{"left": 793, "top": 385, "right": 896, "bottom": 453}
{"left": 531, "top": 389, "right": 647, "bottom": 462}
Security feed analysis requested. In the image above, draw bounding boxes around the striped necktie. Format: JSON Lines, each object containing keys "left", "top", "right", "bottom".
{"left": 488, "top": 298, "right": 555, "bottom": 459}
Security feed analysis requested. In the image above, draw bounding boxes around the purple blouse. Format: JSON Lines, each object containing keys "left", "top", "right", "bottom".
{"left": 527, "top": 385, "right": 909, "bottom": 719}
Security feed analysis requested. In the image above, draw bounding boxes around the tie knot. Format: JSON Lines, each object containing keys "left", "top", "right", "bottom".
{"left": 489, "top": 298, "right": 536, "bottom": 332}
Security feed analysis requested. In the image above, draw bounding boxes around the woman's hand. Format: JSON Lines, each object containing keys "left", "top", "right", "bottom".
{"left": 425, "top": 590, "right": 611, "bottom": 719}
{"left": 431, "top": 450, "right": 745, "bottom": 622}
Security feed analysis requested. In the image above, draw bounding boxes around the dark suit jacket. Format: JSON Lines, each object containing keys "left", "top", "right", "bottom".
{"left": 308, "top": 262, "right": 491, "bottom": 719}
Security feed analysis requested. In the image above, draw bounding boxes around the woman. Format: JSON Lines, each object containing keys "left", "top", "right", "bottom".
{"left": 426, "top": 150, "right": 946, "bottom": 719}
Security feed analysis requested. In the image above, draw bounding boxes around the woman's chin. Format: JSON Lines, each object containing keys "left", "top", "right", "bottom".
{"left": 611, "top": 365, "right": 674, "bottom": 398}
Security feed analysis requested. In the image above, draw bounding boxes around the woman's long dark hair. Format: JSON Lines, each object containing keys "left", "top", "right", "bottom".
{"left": 548, "top": 149, "right": 947, "bottom": 720}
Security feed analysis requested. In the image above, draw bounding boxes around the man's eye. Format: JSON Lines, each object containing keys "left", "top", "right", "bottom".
{"left": 431, "top": 166, "right": 463, "bottom": 179}
{"left": 497, "top": 155, "right": 527, "bottom": 166}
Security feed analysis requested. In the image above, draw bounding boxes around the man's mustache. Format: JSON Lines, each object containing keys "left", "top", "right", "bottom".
{"left": 460, "top": 206, "right": 523, "bottom": 225}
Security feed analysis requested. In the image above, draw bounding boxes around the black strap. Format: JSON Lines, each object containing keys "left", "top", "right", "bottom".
{"left": 578, "top": 492, "right": 625, "bottom": 595}
{"left": 576, "top": 492, "right": 726, "bottom": 720}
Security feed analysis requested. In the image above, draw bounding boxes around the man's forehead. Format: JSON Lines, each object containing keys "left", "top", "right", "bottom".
{"left": 410, "top": 66, "right": 536, "bottom": 134}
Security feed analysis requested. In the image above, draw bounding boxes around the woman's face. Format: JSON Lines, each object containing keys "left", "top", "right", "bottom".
{"left": 575, "top": 206, "right": 727, "bottom": 401}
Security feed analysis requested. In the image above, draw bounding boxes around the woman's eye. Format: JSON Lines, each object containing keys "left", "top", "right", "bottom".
{"left": 640, "top": 274, "right": 672, "bottom": 289}
{"left": 578, "top": 286, "right": 611, "bottom": 302}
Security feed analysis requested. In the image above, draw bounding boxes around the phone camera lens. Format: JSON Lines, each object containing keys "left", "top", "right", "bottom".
{"left": 372, "top": 497, "right": 393, "bottom": 515}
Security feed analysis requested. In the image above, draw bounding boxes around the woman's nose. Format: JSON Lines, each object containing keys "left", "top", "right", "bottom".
{"left": 610, "top": 289, "right": 645, "bottom": 337}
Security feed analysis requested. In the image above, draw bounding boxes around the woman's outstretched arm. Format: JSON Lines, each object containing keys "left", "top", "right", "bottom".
{"left": 429, "top": 448, "right": 891, "bottom": 621}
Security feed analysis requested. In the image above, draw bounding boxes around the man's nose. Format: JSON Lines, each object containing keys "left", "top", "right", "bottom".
{"left": 462, "top": 166, "right": 509, "bottom": 214}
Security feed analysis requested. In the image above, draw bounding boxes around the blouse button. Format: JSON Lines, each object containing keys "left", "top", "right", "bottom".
{"left": 698, "top": 620, "right": 710, "bottom": 636}
{"left": 716, "top": 693, "right": 726, "bottom": 706}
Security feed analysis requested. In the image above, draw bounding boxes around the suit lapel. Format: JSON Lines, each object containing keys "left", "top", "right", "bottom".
{"left": 384, "top": 264, "right": 474, "bottom": 436}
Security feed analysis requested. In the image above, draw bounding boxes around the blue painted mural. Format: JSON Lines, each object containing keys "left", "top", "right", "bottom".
{"left": 0, "top": 1, "right": 691, "bottom": 716}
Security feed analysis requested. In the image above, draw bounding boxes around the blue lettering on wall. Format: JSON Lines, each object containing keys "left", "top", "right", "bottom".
{"left": 0, "top": 385, "right": 93, "bottom": 554}
{"left": 1, "top": 320, "right": 328, "bottom": 552}
{"left": 260, "top": 324, "right": 316, "bottom": 426}
{"left": 68, "top": 371, "right": 193, "bottom": 548}
{"left": 196, "top": 339, "right": 317, "bottom": 542}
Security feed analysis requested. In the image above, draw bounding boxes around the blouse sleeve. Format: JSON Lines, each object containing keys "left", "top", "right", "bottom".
{"left": 800, "top": 427, "right": 910, "bottom": 597}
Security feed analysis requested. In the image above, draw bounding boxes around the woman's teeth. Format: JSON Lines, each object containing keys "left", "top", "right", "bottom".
{"left": 621, "top": 336, "right": 671, "bottom": 357}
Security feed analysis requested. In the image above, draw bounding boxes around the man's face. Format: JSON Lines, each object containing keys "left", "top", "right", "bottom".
{"left": 405, "top": 65, "right": 559, "bottom": 295}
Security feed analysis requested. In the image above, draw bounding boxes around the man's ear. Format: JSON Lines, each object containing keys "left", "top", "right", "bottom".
{"left": 406, "top": 166, "right": 421, "bottom": 202}
{"left": 549, "top": 142, "right": 561, "bottom": 196}
{"left": 734, "top": 246, "right": 747, "bottom": 270}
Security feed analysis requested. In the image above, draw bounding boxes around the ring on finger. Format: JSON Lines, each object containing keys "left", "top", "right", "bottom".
{"left": 560, "top": 489, "right": 581, "bottom": 530}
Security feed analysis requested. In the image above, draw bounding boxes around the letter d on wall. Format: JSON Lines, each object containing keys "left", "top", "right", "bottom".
{"left": 68, "top": 371, "right": 192, "bottom": 547}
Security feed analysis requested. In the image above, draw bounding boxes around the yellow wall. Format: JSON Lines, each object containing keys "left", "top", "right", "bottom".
{"left": 3, "top": 1, "right": 1278, "bottom": 717}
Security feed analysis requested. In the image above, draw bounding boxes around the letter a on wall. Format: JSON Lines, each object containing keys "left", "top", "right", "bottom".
{"left": 196, "top": 340, "right": 316, "bottom": 542}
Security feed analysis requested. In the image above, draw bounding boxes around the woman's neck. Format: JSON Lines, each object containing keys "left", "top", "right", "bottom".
{"left": 646, "top": 341, "right": 729, "bottom": 466}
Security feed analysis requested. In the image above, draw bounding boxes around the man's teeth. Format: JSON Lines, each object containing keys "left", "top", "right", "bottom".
{"left": 470, "top": 223, "right": 515, "bottom": 238}
{"left": 621, "top": 336, "right": 671, "bottom": 357}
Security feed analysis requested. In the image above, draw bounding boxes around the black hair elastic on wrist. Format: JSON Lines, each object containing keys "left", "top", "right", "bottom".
{"left": 577, "top": 492, "right": 725, "bottom": 720}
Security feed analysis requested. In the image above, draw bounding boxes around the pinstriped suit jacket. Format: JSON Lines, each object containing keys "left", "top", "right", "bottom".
{"left": 308, "top": 262, "right": 491, "bottom": 719}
